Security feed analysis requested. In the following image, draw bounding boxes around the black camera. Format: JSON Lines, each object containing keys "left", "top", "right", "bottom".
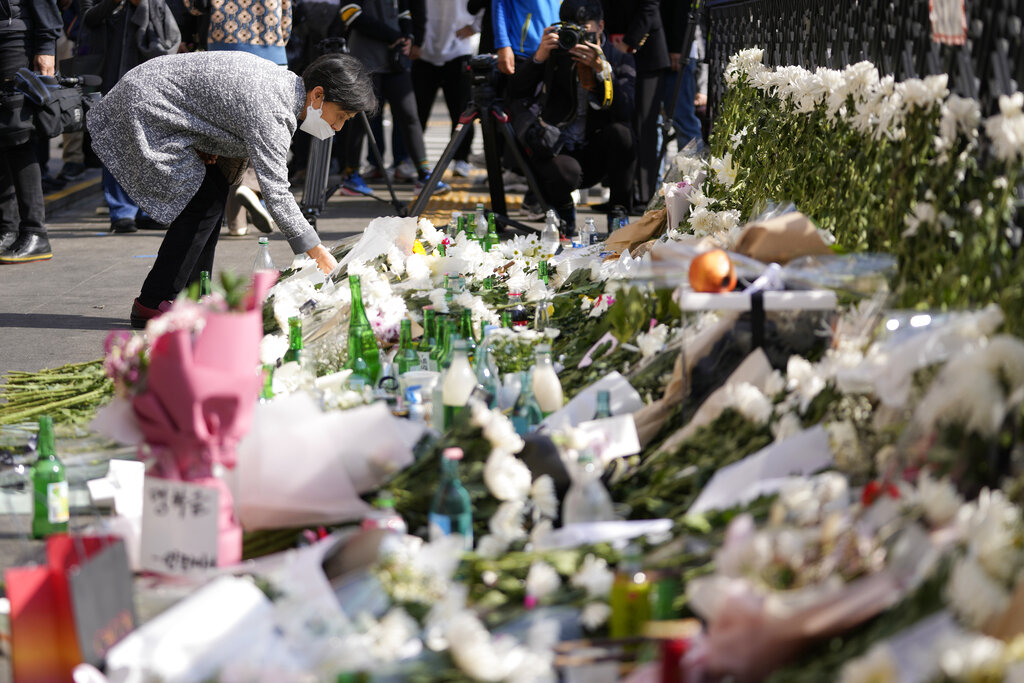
{"left": 555, "top": 22, "right": 596, "bottom": 50}
{"left": 469, "top": 54, "right": 500, "bottom": 86}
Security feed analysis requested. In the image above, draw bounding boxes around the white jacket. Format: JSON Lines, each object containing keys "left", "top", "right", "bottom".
{"left": 418, "top": 0, "right": 482, "bottom": 67}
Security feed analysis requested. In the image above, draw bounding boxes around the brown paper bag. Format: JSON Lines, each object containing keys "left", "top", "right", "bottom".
{"left": 734, "top": 212, "right": 832, "bottom": 265}
{"left": 984, "top": 580, "right": 1024, "bottom": 641}
{"left": 605, "top": 209, "right": 668, "bottom": 255}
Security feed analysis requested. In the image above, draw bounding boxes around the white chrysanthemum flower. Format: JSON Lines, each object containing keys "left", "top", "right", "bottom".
{"left": 386, "top": 244, "right": 406, "bottom": 276}
{"left": 489, "top": 500, "right": 527, "bottom": 545}
{"left": 688, "top": 186, "right": 710, "bottom": 211}
{"left": 772, "top": 411, "right": 803, "bottom": 442}
{"left": 259, "top": 333, "right": 288, "bottom": 366}
{"left": 917, "top": 472, "right": 962, "bottom": 527}
{"left": 404, "top": 252, "right": 434, "bottom": 283}
{"left": 713, "top": 208, "right": 742, "bottom": 233}
{"left": 938, "top": 633, "right": 1008, "bottom": 680}
{"left": 580, "top": 602, "right": 612, "bottom": 630}
{"left": 902, "top": 201, "right": 937, "bottom": 238}
{"left": 476, "top": 534, "right": 510, "bottom": 560}
{"left": 730, "top": 126, "right": 748, "bottom": 148}
{"left": 426, "top": 287, "right": 450, "bottom": 314}
{"left": 843, "top": 61, "right": 880, "bottom": 99}
{"left": 472, "top": 401, "right": 525, "bottom": 457}
{"left": 786, "top": 355, "right": 826, "bottom": 413}
{"left": 838, "top": 644, "right": 899, "bottom": 683}
{"left": 530, "top": 518, "right": 554, "bottom": 547}
{"left": 722, "top": 382, "right": 772, "bottom": 425}
{"left": 938, "top": 94, "right": 982, "bottom": 149}
{"left": 484, "top": 452, "right": 532, "bottom": 502}
{"left": 984, "top": 92, "right": 1024, "bottom": 161}
{"left": 636, "top": 323, "right": 670, "bottom": 359}
{"left": 589, "top": 294, "right": 615, "bottom": 318}
{"left": 530, "top": 475, "right": 559, "bottom": 520}
{"left": 959, "top": 488, "right": 1023, "bottom": 583}
{"left": 271, "top": 361, "right": 311, "bottom": 395}
{"left": 447, "top": 611, "right": 526, "bottom": 681}
{"left": 709, "top": 153, "right": 737, "bottom": 188}
{"left": 571, "top": 554, "right": 614, "bottom": 599}
{"left": 526, "top": 560, "right": 561, "bottom": 599}
{"left": 368, "top": 608, "right": 421, "bottom": 662}
{"left": 947, "top": 555, "right": 1012, "bottom": 629}
{"left": 688, "top": 206, "right": 717, "bottom": 236}
{"left": 417, "top": 218, "right": 444, "bottom": 247}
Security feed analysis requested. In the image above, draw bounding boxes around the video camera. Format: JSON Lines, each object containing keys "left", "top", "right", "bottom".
{"left": 3, "top": 68, "right": 101, "bottom": 138}
{"left": 554, "top": 22, "right": 597, "bottom": 50}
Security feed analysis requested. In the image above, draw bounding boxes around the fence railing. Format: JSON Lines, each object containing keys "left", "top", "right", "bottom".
{"left": 704, "top": 0, "right": 1024, "bottom": 124}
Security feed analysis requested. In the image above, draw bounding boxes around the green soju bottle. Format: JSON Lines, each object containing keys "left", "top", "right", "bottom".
{"left": 417, "top": 307, "right": 436, "bottom": 370}
{"left": 346, "top": 323, "right": 372, "bottom": 389}
{"left": 259, "top": 364, "right": 275, "bottom": 403}
{"left": 348, "top": 275, "right": 381, "bottom": 383}
{"left": 485, "top": 213, "right": 499, "bottom": 251}
{"left": 428, "top": 447, "right": 473, "bottom": 550}
{"left": 31, "top": 416, "right": 68, "bottom": 539}
{"left": 395, "top": 319, "right": 420, "bottom": 375}
{"left": 595, "top": 389, "right": 613, "bottom": 419}
{"left": 199, "top": 270, "right": 212, "bottom": 297}
{"left": 512, "top": 370, "right": 543, "bottom": 437}
{"left": 538, "top": 260, "right": 549, "bottom": 285}
{"left": 459, "top": 309, "right": 477, "bottom": 363}
{"left": 438, "top": 320, "right": 456, "bottom": 371}
{"left": 283, "top": 316, "right": 303, "bottom": 364}
{"left": 429, "top": 317, "right": 448, "bottom": 371}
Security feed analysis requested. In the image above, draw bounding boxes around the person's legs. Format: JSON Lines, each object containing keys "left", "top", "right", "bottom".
{"left": 381, "top": 71, "right": 428, "bottom": 175}
{"left": 532, "top": 153, "right": 582, "bottom": 232}
{"left": 578, "top": 123, "right": 634, "bottom": 209}
{"left": 665, "top": 60, "right": 702, "bottom": 150}
{"left": 0, "top": 145, "right": 22, "bottom": 239}
{"left": 412, "top": 59, "right": 443, "bottom": 130}
{"left": 5, "top": 139, "right": 47, "bottom": 235}
{"left": 441, "top": 55, "right": 474, "bottom": 161}
{"left": 102, "top": 167, "right": 139, "bottom": 223}
{"left": 633, "top": 71, "right": 664, "bottom": 207}
{"left": 138, "top": 166, "right": 229, "bottom": 307}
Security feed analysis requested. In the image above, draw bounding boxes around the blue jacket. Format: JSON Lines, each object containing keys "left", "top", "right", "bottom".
{"left": 492, "top": 0, "right": 560, "bottom": 59}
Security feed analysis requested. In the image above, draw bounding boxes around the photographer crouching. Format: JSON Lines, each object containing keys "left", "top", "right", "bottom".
{"left": 507, "top": 0, "right": 636, "bottom": 236}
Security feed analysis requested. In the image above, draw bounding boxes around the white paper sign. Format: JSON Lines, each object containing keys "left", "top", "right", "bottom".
{"left": 575, "top": 415, "right": 642, "bottom": 463}
{"left": 141, "top": 477, "right": 219, "bottom": 575}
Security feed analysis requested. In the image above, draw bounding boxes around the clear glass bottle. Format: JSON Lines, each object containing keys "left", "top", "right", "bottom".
{"left": 253, "top": 236, "right": 275, "bottom": 272}
{"left": 507, "top": 292, "right": 529, "bottom": 329}
{"left": 418, "top": 307, "right": 436, "bottom": 371}
{"left": 348, "top": 275, "right": 381, "bottom": 383}
{"left": 540, "top": 209, "right": 560, "bottom": 257}
{"left": 474, "top": 326, "right": 499, "bottom": 408}
{"left": 31, "top": 415, "right": 68, "bottom": 539}
{"left": 283, "top": 316, "right": 303, "bottom": 365}
{"left": 511, "top": 370, "right": 543, "bottom": 437}
{"left": 361, "top": 490, "right": 408, "bottom": 535}
{"left": 395, "top": 319, "right": 420, "bottom": 375}
{"left": 531, "top": 344, "right": 563, "bottom": 415}
{"left": 448, "top": 211, "right": 462, "bottom": 239}
{"left": 428, "top": 447, "right": 473, "bottom": 550}
{"left": 442, "top": 338, "right": 476, "bottom": 429}
{"left": 561, "top": 450, "right": 615, "bottom": 525}
{"left": 594, "top": 389, "right": 612, "bottom": 419}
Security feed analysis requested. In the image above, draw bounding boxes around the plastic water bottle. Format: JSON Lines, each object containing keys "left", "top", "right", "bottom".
{"left": 584, "top": 217, "right": 598, "bottom": 245}
{"left": 540, "top": 210, "right": 560, "bottom": 257}
{"left": 474, "top": 203, "right": 488, "bottom": 241}
{"left": 253, "top": 236, "right": 275, "bottom": 272}
{"left": 561, "top": 451, "right": 616, "bottom": 525}
{"left": 361, "top": 491, "right": 408, "bottom": 535}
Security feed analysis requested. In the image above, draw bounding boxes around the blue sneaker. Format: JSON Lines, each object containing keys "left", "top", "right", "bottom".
{"left": 339, "top": 172, "right": 375, "bottom": 197}
{"left": 415, "top": 174, "right": 451, "bottom": 197}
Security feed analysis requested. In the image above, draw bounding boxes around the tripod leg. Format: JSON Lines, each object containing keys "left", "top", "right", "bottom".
{"left": 407, "top": 110, "right": 478, "bottom": 217}
{"left": 492, "top": 108, "right": 551, "bottom": 215}
{"left": 300, "top": 136, "right": 334, "bottom": 228}
{"left": 479, "top": 106, "right": 507, "bottom": 217}
{"left": 359, "top": 111, "right": 407, "bottom": 216}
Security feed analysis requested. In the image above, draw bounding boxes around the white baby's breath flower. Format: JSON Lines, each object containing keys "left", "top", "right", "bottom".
{"left": 902, "top": 201, "right": 936, "bottom": 238}
{"left": 525, "top": 561, "right": 561, "bottom": 600}
{"left": 571, "top": 554, "right": 614, "bottom": 599}
{"left": 530, "top": 475, "right": 559, "bottom": 520}
{"left": 917, "top": 472, "right": 962, "bottom": 527}
{"left": 484, "top": 452, "right": 532, "bottom": 502}
{"left": 636, "top": 323, "right": 670, "bottom": 359}
{"left": 489, "top": 500, "right": 527, "bottom": 545}
{"left": 947, "top": 555, "right": 1012, "bottom": 629}
{"left": 259, "top": 333, "right": 288, "bottom": 366}
{"left": 826, "top": 420, "right": 865, "bottom": 474}
{"left": 580, "top": 602, "right": 612, "bottom": 630}
{"left": 839, "top": 644, "right": 899, "bottom": 683}
{"left": 722, "top": 382, "right": 772, "bottom": 425}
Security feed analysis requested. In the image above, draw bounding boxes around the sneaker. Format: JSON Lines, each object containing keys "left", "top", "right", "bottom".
{"left": 338, "top": 172, "right": 376, "bottom": 197}
{"left": 361, "top": 165, "right": 387, "bottom": 181}
{"left": 393, "top": 159, "right": 418, "bottom": 183}
{"left": 110, "top": 218, "right": 138, "bottom": 234}
{"left": 234, "top": 186, "right": 275, "bottom": 234}
{"left": 519, "top": 198, "right": 545, "bottom": 221}
{"left": 130, "top": 298, "right": 173, "bottom": 329}
{"left": 415, "top": 174, "right": 451, "bottom": 197}
{"left": 57, "top": 161, "right": 86, "bottom": 182}
{"left": 0, "top": 233, "right": 52, "bottom": 264}
{"left": 452, "top": 160, "right": 473, "bottom": 178}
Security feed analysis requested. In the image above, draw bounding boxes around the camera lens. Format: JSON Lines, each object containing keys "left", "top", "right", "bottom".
{"left": 557, "top": 27, "right": 580, "bottom": 50}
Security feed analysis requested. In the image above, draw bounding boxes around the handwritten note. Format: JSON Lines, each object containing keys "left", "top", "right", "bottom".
{"left": 141, "top": 477, "right": 219, "bottom": 575}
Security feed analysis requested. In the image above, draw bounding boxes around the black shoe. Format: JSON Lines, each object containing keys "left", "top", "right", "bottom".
{"left": 42, "top": 176, "right": 67, "bottom": 193}
{"left": 57, "top": 162, "right": 86, "bottom": 182}
{"left": 135, "top": 215, "right": 167, "bottom": 231}
{"left": 0, "top": 232, "right": 17, "bottom": 251}
{"left": 110, "top": 218, "right": 138, "bottom": 234}
{"left": 0, "top": 233, "right": 52, "bottom": 263}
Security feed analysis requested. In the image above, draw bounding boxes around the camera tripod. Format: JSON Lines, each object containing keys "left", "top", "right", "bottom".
{"left": 407, "top": 54, "right": 550, "bottom": 230}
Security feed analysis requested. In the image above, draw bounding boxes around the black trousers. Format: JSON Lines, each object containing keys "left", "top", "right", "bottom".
{"left": 345, "top": 70, "right": 427, "bottom": 173}
{"left": 633, "top": 70, "right": 664, "bottom": 207}
{"left": 531, "top": 122, "right": 634, "bottom": 218}
{"left": 0, "top": 42, "right": 45, "bottom": 237}
{"left": 139, "top": 166, "right": 228, "bottom": 306}
{"left": 412, "top": 56, "right": 474, "bottom": 162}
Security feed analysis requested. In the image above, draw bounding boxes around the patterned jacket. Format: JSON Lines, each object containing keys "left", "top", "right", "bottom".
{"left": 87, "top": 51, "right": 319, "bottom": 254}
{"left": 186, "top": 0, "right": 293, "bottom": 65}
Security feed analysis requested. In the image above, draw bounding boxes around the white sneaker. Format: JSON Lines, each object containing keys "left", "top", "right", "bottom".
{"left": 453, "top": 160, "right": 473, "bottom": 177}
{"left": 394, "top": 159, "right": 418, "bottom": 182}
{"left": 234, "top": 185, "right": 275, "bottom": 234}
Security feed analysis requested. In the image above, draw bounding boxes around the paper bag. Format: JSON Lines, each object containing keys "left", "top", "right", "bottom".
{"left": 6, "top": 536, "right": 136, "bottom": 681}
{"left": 605, "top": 209, "right": 668, "bottom": 255}
{"left": 733, "top": 212, "right": 832, "bottom": 265}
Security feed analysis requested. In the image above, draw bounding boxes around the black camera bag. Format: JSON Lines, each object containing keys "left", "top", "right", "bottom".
{"left": 0, "top": 89, "right": 34, "bottom": 148}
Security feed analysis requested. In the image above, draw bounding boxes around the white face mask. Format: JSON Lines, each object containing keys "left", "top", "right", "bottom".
{"left": 300, "top": 101, "right": 336, "bottom": 140}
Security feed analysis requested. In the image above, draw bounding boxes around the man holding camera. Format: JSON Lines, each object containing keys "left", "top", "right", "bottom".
{"left": 507, "top": 0, "right": 636, "bottom": 235}
{"left": 0, "top": 0, "right": 61, "bottom": 264}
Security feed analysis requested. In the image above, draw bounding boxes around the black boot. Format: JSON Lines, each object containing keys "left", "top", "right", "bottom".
{"left": 0, "top": 233, "right": 52, "bottom": 264}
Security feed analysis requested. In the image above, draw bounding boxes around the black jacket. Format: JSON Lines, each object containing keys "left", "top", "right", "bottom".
{"left": 0, "top": 0, "right": 61, "bottom": 66}
{"left": 600, "top": 0, "right": 669, "bottom": 74}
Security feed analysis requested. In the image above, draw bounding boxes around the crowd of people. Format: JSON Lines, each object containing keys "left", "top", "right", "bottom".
{"left": 0, "top": 0, "right": 706, "bottom": 320}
